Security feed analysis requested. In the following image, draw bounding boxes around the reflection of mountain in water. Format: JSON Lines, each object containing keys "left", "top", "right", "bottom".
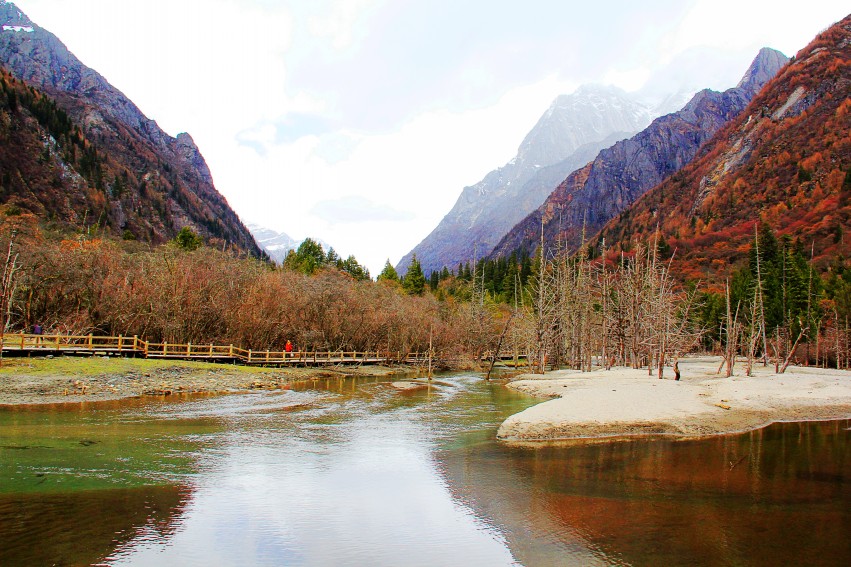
{"left": 437, "top": 420, "right": 851, "bottom": 566}
{"left": 436, "top": 438, "right": 609, "bottom": 566}
{"left": 0, "top": 483, "right": 193, "bottom": 566}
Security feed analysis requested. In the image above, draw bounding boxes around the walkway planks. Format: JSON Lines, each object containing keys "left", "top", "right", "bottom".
{"left": 0, "top": 333, "right": 424, "bottom": 367}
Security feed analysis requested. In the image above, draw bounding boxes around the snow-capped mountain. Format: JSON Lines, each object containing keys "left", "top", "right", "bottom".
{"left": 247, "top": 223, "right": 335, "bottom": 264}
{"left": 489, "top": 48, "right": 789, "bottom": 260}
{"left": 396, "top": 84, "right": 657, "bottom": 276}
{"left": 246, "top": 224, "right": 299, "bottom": 263}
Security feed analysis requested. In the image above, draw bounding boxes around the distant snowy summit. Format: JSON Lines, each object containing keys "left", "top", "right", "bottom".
{"left": 397, "top": 83, "right": 671, "bottom": 276}
{"left": 247, "top": 223, "right": 333, "bottom": 264}
{"left": 246, "top": 224, "right": 299, "bottom": 264}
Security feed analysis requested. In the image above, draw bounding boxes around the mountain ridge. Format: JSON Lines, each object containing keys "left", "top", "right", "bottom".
{"left": 489, "top": 47, "right": 788, "bottom": 260}
{"left": 0, "top": 1, "right": 260, "bottom": 253}
{"left": 594, "top": 14, "right": 851, "bottom": 280}
{"left": 397, "top": 84, "right": 656, "bottom": 275}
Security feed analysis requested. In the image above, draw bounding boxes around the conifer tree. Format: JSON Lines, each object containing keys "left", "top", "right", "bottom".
{"left": 284, "top": 238, "right": 326, "bottom": 275}
{"left": 377, "top": 259, "right": 399, "bottom": 282}
{"left": 402, "top": 256, "right": 426, "bottom": 295}
{"left": 429, "top": 270, "right": 439, "bottom": 290}
{"left": 174, "top": 226, "right": 203, "bottom": 251}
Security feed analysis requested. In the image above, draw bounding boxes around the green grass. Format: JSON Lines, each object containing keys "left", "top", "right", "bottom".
{"left": 0, "top": 355, "right": 284, "bottom": 377}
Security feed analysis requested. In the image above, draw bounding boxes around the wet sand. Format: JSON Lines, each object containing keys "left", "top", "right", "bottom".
{"left": 497, "top": 357, "right": 851, "bottom": 443}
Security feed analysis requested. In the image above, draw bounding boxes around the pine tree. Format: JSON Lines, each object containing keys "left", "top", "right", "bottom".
{"left": 174, "top": 226, "right": 203, "bottom": 251}
{"left": 377, "top": 259, "right": 399, "bottom": 282}
{"left": 429, "top": 270, "right": 439, "bottom": 290}
{"left": 284, "top": 238, "right": 326, "bottom": 275}
{"left": 338, "top": 255, "right": 370, "bottom": 281}
{"left": 402, "top": 256, "right": 426, "bottom": 295}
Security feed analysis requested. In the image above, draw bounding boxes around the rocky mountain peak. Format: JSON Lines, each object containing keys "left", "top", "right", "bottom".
{"left": 397, "top": 84, "right": 656, "bottom": 275}
{"left": 736, "top": 47, "right": 788, "bottom": 97}
{"left": 1, "top": 1, "right": 33, "bottom": 27}
{"left": 518, "top": 85, "right": 652, "bottom": 170}
{"left": 0, "top": 0, "right": 261, "bottom": 255}
{"left": 490, "top": 46, "right": 788, "bottom": 261}
{"left": 175, "top": 133, "right": 214, "bottom": 185}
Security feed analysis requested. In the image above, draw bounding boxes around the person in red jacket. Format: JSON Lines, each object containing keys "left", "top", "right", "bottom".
{"left": 285, "top": 340, "right": 293, "bottom": 358}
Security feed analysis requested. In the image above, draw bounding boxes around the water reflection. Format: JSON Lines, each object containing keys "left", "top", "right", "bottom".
{"left": 105, "top": 379, "right": 523, "bottom": 567}
{"left": 0, "top": 484, "right": 192, "bottom": 566}
{"left": 1, "top": 377, "right": 849, "bottom": 566}
{"left": 439, "top": 419, "right": 851, "bottom": 567}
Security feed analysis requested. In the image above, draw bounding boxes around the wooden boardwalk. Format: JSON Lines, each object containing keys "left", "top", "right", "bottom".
{"left": 0, "top": 333, "right": 432, "bottom": 367}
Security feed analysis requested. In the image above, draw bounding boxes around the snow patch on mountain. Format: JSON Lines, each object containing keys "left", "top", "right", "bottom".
{"left": 2, "top": 24, "right": 33, "bottom": 32}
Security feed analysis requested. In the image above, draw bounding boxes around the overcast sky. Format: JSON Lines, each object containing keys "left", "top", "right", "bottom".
{"left": 12, "top": 0, "right": 850, "bottom": 274}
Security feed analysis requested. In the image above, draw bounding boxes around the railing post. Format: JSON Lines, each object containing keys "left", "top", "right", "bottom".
{"left": 164, "top": 342, "right": 168, "bottom": 356}
{"left": 248, "top": 349, "right": 252, "bottom": 363}
{"left": 229, "top": 344, "right": 234, "bottom": 357}
{"left": 19, "top": 332, "right": 24, "bottom": 349}
{"left": 133, "top": 335, "right": 138, "bottom": 352}
{"left": 88, "top": 334, "right": 93, "bottom": 349}
{"left": 118, "top": 335, "right": 123, "bottom": 351}
{"left": 143, "top": 340, "right": 149, "bottom": 358}
{"left": 210, "top": 344, "right": 213, "bottom": 356}
{"left": 187, "top": 342, "right": 192, "bottom": 357}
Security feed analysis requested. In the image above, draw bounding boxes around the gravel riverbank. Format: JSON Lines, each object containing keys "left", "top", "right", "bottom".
{"left": 0, "top": 356, "right": 405, "bottom": 405}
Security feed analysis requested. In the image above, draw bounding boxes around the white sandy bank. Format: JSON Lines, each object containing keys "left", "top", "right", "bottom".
{"left": 497, "top": 357, "right": 851, "bottom": 442}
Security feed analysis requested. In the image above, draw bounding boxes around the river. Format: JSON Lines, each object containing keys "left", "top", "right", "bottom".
{"left": 1, "top": 373, "right": 849, "bottom": 566}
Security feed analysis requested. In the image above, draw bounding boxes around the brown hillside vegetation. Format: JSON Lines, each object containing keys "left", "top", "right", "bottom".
{"left": 597, "top": 14, "right": 851, "bottom": 283}
{"left": 0, "top": 67, "right": 258, "bottom": 254}
{"left": 0, "top": 214, "right": 505, "bottom": 363}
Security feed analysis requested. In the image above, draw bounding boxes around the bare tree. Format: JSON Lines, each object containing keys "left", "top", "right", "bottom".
{"left": 0, "top": 230, "right": 19, "bottom": 367}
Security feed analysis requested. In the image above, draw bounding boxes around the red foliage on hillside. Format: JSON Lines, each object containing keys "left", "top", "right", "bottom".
{"left": 596, "top": 14, "right": 851, "bottom": 282}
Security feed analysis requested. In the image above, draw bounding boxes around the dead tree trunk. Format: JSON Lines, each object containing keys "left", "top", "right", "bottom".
{"left": 486, "top": 311, "right": 515, "bottom": 380}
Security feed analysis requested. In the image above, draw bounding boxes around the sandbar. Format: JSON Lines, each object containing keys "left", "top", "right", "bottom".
{"left": 497, "top": 357, "right": 851, "bottom": 443}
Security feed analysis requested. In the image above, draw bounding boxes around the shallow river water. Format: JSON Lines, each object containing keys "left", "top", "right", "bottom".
{"left": 1, "top": 373, "right": 849, "bottom": 566}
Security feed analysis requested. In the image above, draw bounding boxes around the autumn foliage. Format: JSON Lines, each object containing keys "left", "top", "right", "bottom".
{"left": 596, "top": 14, "right": 851, "bottom": 281}
{"left": 0, "top": 215, "right": 505, "bottom": 363}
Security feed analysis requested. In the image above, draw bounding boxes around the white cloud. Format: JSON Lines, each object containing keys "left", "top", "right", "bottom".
{"left": 673, "top": 0, "right": 849, "bottom": 57}
{"left": 307, "top": 0, "right": 381, "bottom": 50}
{"left": 311, "top": 196, "right": 414, "bottom": 224}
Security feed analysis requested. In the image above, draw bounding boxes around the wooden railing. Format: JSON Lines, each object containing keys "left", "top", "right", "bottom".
{"left": 0, "top": 333, "right": 527, "bottom": 368}
{"left": 0, "top": 333, "right": 408, "bottom": 366}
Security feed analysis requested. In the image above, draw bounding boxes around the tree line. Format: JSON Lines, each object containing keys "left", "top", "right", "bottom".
{"left": 0, "top": 215, "right": 509, "bottom": 365}
{"left": 404, "top": 222, "right": 851, "bottom": 373}
{"left": 2, "top": 207, "right": 849, "bottom": 372}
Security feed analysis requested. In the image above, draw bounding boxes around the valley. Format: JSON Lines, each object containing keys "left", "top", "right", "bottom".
{"left": 2, "top": 2, "right": 850, "bottom": 566}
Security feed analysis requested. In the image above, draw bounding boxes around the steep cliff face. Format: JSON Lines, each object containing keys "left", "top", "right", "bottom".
{"left": 490, "top": 47, "right": 788, "bottom": 260}
{"left": 0, "top": 1, "right": 260, "bottom": 253}
{"left": 595, "top": 15, "right": 851, "bottom": 280}
{"left": 397, "top": 85, "right": 654, "bottom": 275}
